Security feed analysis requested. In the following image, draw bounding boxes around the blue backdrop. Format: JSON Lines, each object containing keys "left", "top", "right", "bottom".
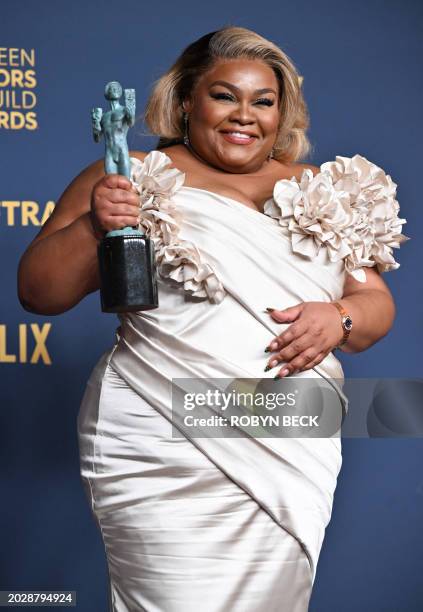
{"left": 1, "top": 0, "right": 422, "bottom": 610}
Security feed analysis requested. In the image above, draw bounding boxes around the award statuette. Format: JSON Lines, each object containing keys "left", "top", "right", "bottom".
{"left": 91, "top": 81, "right": 158, "bottom": 313}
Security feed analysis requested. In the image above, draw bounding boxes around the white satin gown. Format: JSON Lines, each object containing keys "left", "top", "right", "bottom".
{"left": 77, "top": 150, "right": 406, "bottom": 611}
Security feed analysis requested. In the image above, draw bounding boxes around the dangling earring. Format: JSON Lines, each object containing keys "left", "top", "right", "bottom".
{"left": 268, "top": 147, "right": 275, "bottom": 161}
{"left": 183, "top": 112, "right": 190, "bottom": 147}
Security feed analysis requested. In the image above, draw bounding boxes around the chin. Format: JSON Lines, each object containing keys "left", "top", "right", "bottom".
{"left": 218, "top": 149, "right": 256, "bottom": 167}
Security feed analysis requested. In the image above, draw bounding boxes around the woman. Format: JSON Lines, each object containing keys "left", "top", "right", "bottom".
{"left": 18, "top": 26, "right": 407, "bottom": 612}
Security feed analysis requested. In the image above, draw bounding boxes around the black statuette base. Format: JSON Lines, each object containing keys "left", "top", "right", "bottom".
{"left": 98, "top": 234, "right": 158, "bottom": 313}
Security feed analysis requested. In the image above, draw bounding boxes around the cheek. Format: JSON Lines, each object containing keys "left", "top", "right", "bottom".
{"left": 194, "top": 100, "right": 228, "bottom": 126}
{"left": 262, "top": 111, "right": 280, "bottom": 135}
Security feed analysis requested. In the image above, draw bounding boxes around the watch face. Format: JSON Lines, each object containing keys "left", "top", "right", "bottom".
{"left": 344, "top": 316, "right": 353, "bottom": 331}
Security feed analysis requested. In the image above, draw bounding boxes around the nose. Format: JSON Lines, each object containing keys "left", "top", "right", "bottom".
{"left": 228, "top": 99, "right": 255, "bottom": 125}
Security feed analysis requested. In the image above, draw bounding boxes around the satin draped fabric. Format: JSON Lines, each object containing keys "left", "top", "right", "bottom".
{"left": 78, "top": 180, "right": 347, "bottom": 611}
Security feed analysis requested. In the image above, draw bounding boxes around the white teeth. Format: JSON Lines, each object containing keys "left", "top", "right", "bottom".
{"left": 227, "top": 132, "right": 252, "bottom": 139}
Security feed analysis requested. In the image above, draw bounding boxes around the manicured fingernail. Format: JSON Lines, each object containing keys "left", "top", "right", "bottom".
{"left": 264, "top": 342, "right": 277, "bottom": 353}
{"left": 266, "top": 307, "right": 275, "bottom": 312}
{"left": 264, "top": 360, "right": 278, "bottom": 372}
{"left": 281, "top": 368, "right": 290, "bottom": 377}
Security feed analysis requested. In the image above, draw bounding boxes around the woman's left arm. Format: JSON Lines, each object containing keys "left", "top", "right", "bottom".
{"left": 333, "top": 267, "right": 395, "bottom": 353}
{"left": 264, "top": 267, "right": 396, "bottom": 377}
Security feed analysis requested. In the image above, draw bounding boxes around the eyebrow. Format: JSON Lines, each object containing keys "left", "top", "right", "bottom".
{"left": 209, "top": 80, "right": 277, "bottom": 96}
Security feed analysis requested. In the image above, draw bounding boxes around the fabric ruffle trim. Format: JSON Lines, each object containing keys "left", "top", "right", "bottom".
{"left": 130, "top": 150, "right": 226, "bottom": 303}
{"left": 264, "top": 154, "right": 409, "bottom": 282}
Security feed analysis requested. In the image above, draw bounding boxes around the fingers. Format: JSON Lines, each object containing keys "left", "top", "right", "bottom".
{"left": 275, "top": 350, "right": 327, "bottom": 378}
{"left": 101, "top": 174, "right": 133, "bottom": 190}
{"left": 267, "top": 303, "right": 304, "bottom": 323}
{"left": 265, "top": 333, "right": 314, "bottom": 369}
{"left": 264, "top": 302, "right": 330, "bottom": 377}
{"left": 107, "top": 189, "right": 139, "bottom": 205}
{"left": 300, "top": 352, "right": 327, "bottom": 372}
{"left": 92, "top": 202, "right": 140, "bottom": 231}
{"left": 92, "top": 177, "right": 139, "bottom": 208}
{"left": 104, "top": 216, "right": 140, "bottom": 230}
{"left": 265, "top": 327, "right": 329, "bottom": 374}
{"left": 91, "top": 175, "right": 140, "bottom": 235}
{"left": 277, "top": 334, "right": 314, "bottom": 363}
{"left": 89, "top": 210, "right": 140, "bottom": 239}
{"left": 265, "top": 320, "right": 308, "bottom": 353}
{"left": 267, "top": 347, "right": 328, "bottom": 379}
{"left": 265, "top": 337, "right": 316, "bottom": 372}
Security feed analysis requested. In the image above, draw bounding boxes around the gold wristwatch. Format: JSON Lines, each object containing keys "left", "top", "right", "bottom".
{"left": 330, "top": 301, "right": 353, "bottom": 348}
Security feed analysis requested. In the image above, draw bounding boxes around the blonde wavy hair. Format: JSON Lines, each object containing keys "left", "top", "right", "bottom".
{"left": 143, "top": 26, "right": 311, "bottom": 163}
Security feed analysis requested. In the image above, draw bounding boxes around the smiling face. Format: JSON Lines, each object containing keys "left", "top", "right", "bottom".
{"left": 183, "top": 58, "right": 281, "bottom": 174}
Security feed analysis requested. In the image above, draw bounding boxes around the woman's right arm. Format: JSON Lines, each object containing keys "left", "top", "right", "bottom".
{"left": 17, "top": 152, "right": 146, "bottom": 316}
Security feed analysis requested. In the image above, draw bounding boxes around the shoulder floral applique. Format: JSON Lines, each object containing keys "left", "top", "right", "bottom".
{"left": 263, "top": 154, "right": 409, "bottom": 282}
{"left": 130, "top": 150, "right": 226, "bottom": 303}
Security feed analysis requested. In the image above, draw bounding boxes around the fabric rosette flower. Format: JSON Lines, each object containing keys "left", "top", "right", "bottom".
{"left": 130, "top": 151, "right": 226, "bottom": 302}
{"left": 264, "top": 154, "right": 409, "bottom": 282}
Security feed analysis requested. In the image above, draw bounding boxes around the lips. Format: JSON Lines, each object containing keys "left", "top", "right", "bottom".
{"left": 220, "top": 130, "right": 258, "bottom": 145}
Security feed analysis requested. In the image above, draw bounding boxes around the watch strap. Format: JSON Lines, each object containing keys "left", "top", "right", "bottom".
{"left": 331, "top": 301, "right": 352, "bottom": 348}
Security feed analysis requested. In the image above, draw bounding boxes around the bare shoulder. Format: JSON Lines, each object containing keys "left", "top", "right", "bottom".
{"left": 293, "top": 162, "right": 321, "bottom": 178}
{"left": 129, "top": 149, "right": 184, "bottom": 168}
{"left": 130, "top": 148, "right": 187, "bottom": 174}
{"left": 272, "top": 160, "right": 321, "bottom": 181}
{"left": 129, "top": 149, "right": 149, "bottom": 162}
